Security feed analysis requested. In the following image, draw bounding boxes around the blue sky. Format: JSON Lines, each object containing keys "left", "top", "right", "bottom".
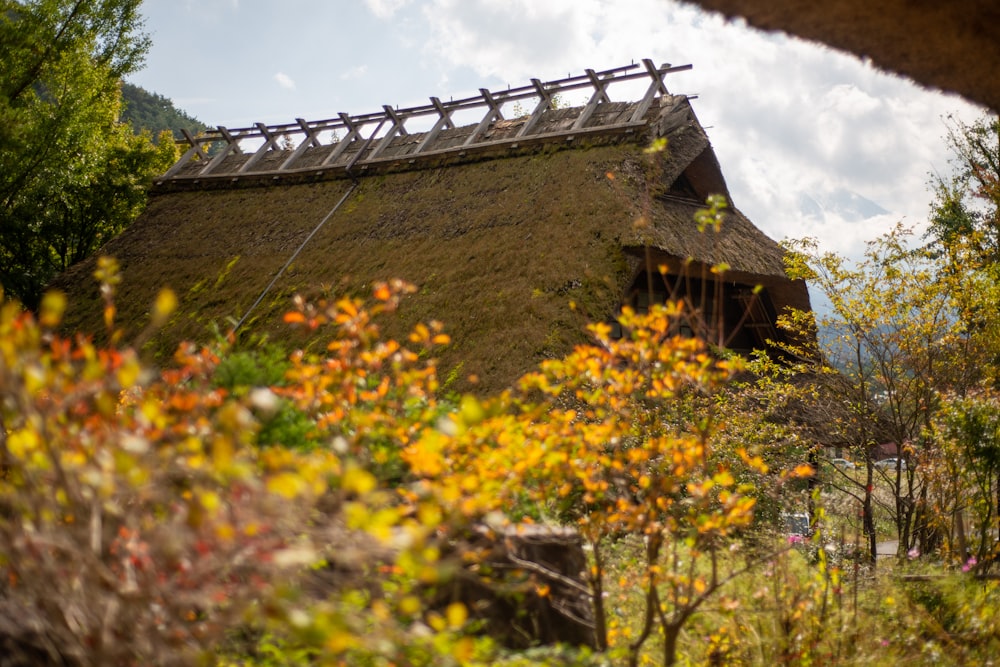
{"left": 130, "top": 0, "right": 986, "bottom": 259}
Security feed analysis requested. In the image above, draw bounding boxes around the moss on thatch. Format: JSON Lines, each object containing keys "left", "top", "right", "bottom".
{"left": 51, "top": 96, "right": 808, "bottom": 395}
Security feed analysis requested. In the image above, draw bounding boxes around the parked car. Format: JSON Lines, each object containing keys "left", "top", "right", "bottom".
{"left": 874, "top": 457, "right": 908, "bottom": 472}
{"left": 829, "top": 458, "right": 856, "bottom": 470}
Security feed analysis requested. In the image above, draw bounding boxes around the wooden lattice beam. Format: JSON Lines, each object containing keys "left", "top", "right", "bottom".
{"left": 160, "top": 60, "right": 694, "bottom": 183}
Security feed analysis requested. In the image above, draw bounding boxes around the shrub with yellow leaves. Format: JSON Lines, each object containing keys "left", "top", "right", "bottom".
{"left": 403, "top": 302, "right": 770, "bottom": 666}
{"left": 0, "top": 264, "right": 342, "bottom": 666}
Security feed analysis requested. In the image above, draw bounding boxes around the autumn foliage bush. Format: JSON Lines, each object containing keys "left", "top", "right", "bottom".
{"left": 0, "top": 266, "right": 498, "bottom": 666}
{"left": 0, "top": 270, "right": 338, "bottom": 665}
{"left": 4, "top": 241, "right": 1000, "bottom": 666}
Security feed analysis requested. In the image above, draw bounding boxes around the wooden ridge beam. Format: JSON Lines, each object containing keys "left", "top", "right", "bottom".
{"left": 161, "top": 60, "right": 693, "bottom": 181}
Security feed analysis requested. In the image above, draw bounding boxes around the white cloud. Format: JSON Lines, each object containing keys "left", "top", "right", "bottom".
{"left": 274, "top": 72, "right": 296, "bottom": 91}
{"left": 181, "top": 0, "right": 238, "bottom": 10}
{"left": 340, "top": 65, "right": 369, "bottom": 80}
{"left": 140, "top": 0, "right": 987, "bottom": 261}
{"left": 365, "top": 0, "right": 412, "bottom": 19}
{"left": 398, "top": 0, "right": 985, "bottom": 259}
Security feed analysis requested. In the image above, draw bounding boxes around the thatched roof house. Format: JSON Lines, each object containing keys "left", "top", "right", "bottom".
{"left": 52, "top": 62, "right": 809, "bottom": 394}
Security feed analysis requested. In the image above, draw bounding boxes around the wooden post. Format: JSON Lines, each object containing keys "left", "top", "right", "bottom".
{"left": 516, "top": 78, "right": 556, "bottom": 138}
{"left": 200, "top": 126, "right": 243, "bottom": 175}
{"left": 161, "top": 128, "right": 208, "bottom": 179}
{"left": 464, "top": 88, "right": 505, "bottom": 146}
{"left": 572, "top": 69, "right": 614, "bottom": 130}
{"left": 630, "top": 60, "right": 675, "bottom": 123}
{"left": 279, "top": 118, "right": 324, "bottom": 171}
{"left": 345, "top": 117, "right": 388, "bottom": 171}
{"left": 368, "top": 105, "right": 408, "bottom": 160}
{"left": 321, "top": 113, "right": 363, "bottom": 167}
{"left": 238, "top": 122, "right": 283, "bottom": 173}
{"left": 415, "top": 97, "right": 456, "bottom": 154}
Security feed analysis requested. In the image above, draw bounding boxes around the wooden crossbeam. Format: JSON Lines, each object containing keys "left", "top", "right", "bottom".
{"left": 200, "top": 126, "right": 242, "bottom": 175}
{"left": 279, "top": 118, "right": 324, "bottom": 171}
{"left": 630, "top": 59, "right": 674, "bottom": 123}
{"left": 320, "top": 113, "right": 363, "bottom": 167}
{"left": 238, "top": 122, "right": 284, "bottom": 173}
{"left": 572, "top": 69, "right": 614, "bottom": 130}
{"left": 161, "top": 60, "right": 694, "bottom": 181}
{"left": 180, "top": 128, "right": 209, "bottom": 160}
{"left": 414, "top": 97, "right": 455, "bottom": 154}
{"left": 345, "top": 117, "right": 388, "bottom": 172}
{"left": 516, "top": 78, "right": 556, "bottom": 138}
{"left": 368, "top": 105, "right": 408, "bottom": 160}
{"left": 161, "top": 128, "right": 208, "bottom": 178}
{"left": 464, "top": 88, "right": 505, "bottom": 146}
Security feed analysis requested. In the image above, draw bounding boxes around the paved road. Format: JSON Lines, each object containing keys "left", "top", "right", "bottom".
{"left": 876, "top": 540, "right": 899, "bottom": 557}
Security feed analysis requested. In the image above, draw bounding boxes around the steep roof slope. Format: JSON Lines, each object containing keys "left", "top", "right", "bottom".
{"left": 53, "top": 87, "right": 808, "bottom": 394}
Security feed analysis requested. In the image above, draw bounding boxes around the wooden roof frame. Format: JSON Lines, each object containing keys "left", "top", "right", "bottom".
{"left": 158, "top": 60, "right": 692, "bottom": 184}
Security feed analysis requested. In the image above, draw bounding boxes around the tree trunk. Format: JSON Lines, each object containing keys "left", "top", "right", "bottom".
{"left": 663, "top": 623, "right": 681, "bottom": 667}
{"left": 863, "top": 471, "right": 877, "bottom": 567}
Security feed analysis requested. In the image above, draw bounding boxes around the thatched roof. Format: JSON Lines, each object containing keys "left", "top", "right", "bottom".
{"left": 51, "top": 93, "right": 809, "bottom": 394}
{"left": 683, "top": 0, "right": 1000, "bottom": 112}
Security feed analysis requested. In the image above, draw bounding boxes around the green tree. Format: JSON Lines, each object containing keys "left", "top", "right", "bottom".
{"left": 782, "top": 225, "right": 1000, "bottom": 564}
{"left": 120, "top": 82, "right": 210, "bottom": 141}
{"left": 785, "top": 228, "right": 963, "bottom": 561}
{"left": 0, "top": 0, "right": 171, "bottom": 309}
{"left": 926, "top": 114, "right": 1000, "bottom": 264}
{"left": 928, "top": 390, "right": 1000, "bottom": 571}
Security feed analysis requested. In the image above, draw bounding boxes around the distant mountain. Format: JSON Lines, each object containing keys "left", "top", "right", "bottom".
{"left": 798, "top": 187, "right": 889, "bottom": 223}
{"left": 120, "top": 83, "right": 210, "bottom": 142}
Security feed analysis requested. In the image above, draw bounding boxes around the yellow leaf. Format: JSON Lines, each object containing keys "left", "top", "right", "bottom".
{"left": 212, "top": 435, "right": 234, "bottom": 469}
{"left": 39, "top": 291, "right": 65, "bottom": 328}
{"left": 452, "top": 637, "right": 476, "bottom": 663}
{"left": 325, "top": 630, "right": 359, "bottom": 653}
{"left": 267, "top": 472, "right": 305, "bottom": 499}
{"left": 215, "top": 523, "right": 235, "bottom": 541}
{"left": 199, "top": 490, "right": 221, "bottom": 512}
{"left": 344, "top": 502, "right": 369, "bottom": 529}
{"left": 103, "top": 303, "right": 116, "bottom": 331}
{"left": 459, "top": 395, "right": 485, "bottom": 425}
{"left": 791, "top": 464, "right": 815, "bottom": 478}
{"left": 446, "top": 602, "right": 468, "bottom": 628}
{"left": 427, "top": 612, "right": 446, "bottom": 632}
{"left": 399, "top": 595, "right": 421, "bottom": 616}
{"left": 342, "top": 466, "right": 376, "bottom": 496}
{"left": 152, "top": 288, "right": 177, "bottom": 324}
{"left": 7, "top": 428, "right": 39, "bottom": 458}
{"left": 713, "top": 470, "right": 735, "bottom": 487}
{"left": 117, "top": 356, "right": 141, "bottom": 390}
